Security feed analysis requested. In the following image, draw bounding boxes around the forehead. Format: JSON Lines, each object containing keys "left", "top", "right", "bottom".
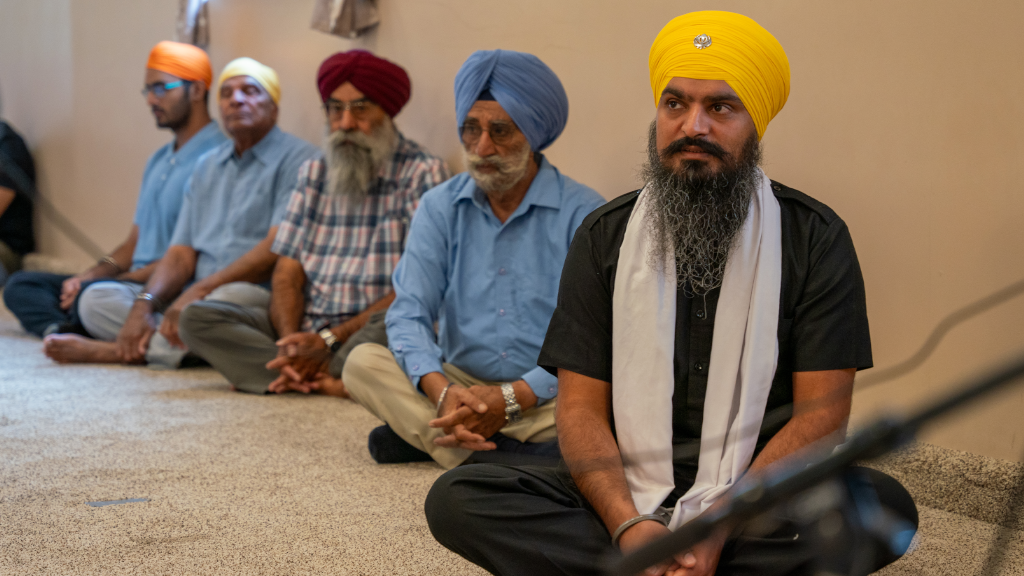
{"left": 329, "top": 82, "right": 366, "bottom": 102}
{"left": 662, "top": 77, "right": 741, "bottom": 102}
{"left": 464, "top": 100, "right": 513, "bottom": 125}
{"left": 220, "top": 75, "right": 265, "bottom": 93}
{"left": 144, "top": 68, "right": 180, "bottom": 84}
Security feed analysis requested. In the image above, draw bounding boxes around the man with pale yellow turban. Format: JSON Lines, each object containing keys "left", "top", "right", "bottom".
{"left": 426, "top": 12, "right": 917, "bottom": 576}
{"left": 64, "top": 56, "right": 319, "bottom": 370}
{"left": 7, "top": 40, "right": 227, "bottom": 362}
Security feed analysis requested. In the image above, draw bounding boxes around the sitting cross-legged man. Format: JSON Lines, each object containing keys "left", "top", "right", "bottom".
{"left": 341, "top": 50, "right": 605, "bottom": 467}
{"left": 426, "top": 12, "right": 918, "bottom": 576}
{"left": 178, "top": 50, "right": 449, "bottom": 394}
{"left": 56, "top": 57, "right": 319, "bottom": 368}
{"left": 3, "top": 41, "right": 225, "bottom": 348}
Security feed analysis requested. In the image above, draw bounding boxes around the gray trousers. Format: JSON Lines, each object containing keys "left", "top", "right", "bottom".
{"left": 178, "top": 289, "right": 388, "bottom": 394}
{"left": 78, "top": 280, "right": 270, "bottom": 369}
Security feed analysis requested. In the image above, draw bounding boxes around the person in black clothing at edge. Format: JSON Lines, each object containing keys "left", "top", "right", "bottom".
{"left": 0, "top": 118, "right": 35, "bottom": 287}
{"left": 424, "top": 10, "right": 918, "bottom": 576}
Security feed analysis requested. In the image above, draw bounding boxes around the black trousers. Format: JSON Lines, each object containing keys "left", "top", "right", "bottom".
{"left": 426, "top": 463, "right": 918, "bottom": 576}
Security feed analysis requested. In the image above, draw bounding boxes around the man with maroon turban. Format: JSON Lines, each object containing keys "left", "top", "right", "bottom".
{"left": 179, "top": 50, "right": 449, "bottom": 395}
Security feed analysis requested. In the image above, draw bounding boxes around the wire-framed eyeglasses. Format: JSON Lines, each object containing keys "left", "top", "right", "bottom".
{"left": 325, "top": 98, "right": 378, "bottom": 120}
{"left": 459, "top": 121, "right": 519, "bottom": 147}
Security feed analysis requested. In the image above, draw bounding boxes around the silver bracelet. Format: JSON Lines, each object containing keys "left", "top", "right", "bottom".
{"left": 435, "top": 383, "right": 455, "bottom": 412}
{"left": 134, "top": 291, "right": 164, "bottom": 311}
{"left": 611, "top": 513, "right": 670, "bottom": 548}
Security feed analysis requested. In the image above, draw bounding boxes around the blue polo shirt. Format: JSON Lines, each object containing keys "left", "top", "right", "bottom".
{"left": 385, "top": 156, "right": 605, "bottom": 403}
{"left": 131, "top": 122, "right": 226, "bottom": 269}
{"left": 170, "top": 126, "right": 320, "bottom": 281}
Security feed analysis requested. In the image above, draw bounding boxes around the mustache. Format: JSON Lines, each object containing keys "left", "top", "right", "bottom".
{"left": 661, "top": 136, "right": 729, "bottom": 161}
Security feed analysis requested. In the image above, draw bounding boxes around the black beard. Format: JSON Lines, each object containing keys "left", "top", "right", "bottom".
{"left": 639, "top": 121, "right": 762, "bottom": 296}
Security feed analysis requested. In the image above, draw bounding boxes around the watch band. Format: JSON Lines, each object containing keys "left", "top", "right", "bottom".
{"left": 317, "top": 326, "right": 342, "bottom": 353}
{"left": 500, "top": 382, "right": 522, "bottom": 424}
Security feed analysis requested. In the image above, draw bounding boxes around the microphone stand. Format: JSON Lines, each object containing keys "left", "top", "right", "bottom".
{"left": 609, "top": 352, "right": 1024, "bottom": 576}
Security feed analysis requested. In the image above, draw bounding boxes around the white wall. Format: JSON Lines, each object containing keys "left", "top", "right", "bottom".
{"left": 2, "top": 0, "right": 1023, "bottom": 462}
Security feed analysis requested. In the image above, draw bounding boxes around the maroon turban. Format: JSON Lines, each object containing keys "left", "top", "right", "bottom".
{"left": 317, "top": 50, "right": 411, "bottom": 117}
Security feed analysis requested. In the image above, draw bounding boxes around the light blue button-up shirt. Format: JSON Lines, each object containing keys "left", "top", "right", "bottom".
{"left": 131, "top": 122, "right": 226, "bottom": 269}
{"left": 386, "top": 156, "right": 605, "bottom": 403}
{"left": 170, "top": 126, "right": 320, "bottom": 282}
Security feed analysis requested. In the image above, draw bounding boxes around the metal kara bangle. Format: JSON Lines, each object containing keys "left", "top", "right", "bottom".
{"left": 435, "top": 383, "right": 455, "bottom": 411}
{"left": 134, "top": 291, "right": 163, "bottom": 311}
{"left": 611, "top": 514, "right": 670, "bottom": 548}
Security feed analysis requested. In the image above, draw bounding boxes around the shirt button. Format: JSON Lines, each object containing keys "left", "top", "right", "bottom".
{"left": 501, "top": 352, "right": 508, "bottom": 359}
{"left": 696, "top": 309, "right": 706, "bottom": 319}
{"left": 498, "top": 267, "right": 507, "bottom": 275}
{"left": 693, "top": 361, "right": 704, "bottom": 373}
{"left": 170, "top": 158, "right": 176, "bottom": 165}
{"left": 498, "top": 308, "right": 506, "bottom": 316}
{"left": 412, "top": 364, "right": 419, "bottom": 371}
{"left": 395, "top": 344, "right": 403, "bottom": 351}
{"left": 548, "top": 386, "right": 556, "bottom": 394}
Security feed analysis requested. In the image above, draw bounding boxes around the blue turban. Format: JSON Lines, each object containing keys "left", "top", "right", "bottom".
{"left": 454, "top": 50, "right": 569, "bottom": 151}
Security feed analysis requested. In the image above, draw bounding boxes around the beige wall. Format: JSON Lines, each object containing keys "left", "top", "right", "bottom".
{"left": 2, "top": 0, "right": 1023, "bottom": 462}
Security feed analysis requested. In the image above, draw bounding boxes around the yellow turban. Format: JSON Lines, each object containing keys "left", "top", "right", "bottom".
{"left": 218, "top": 57, "right": 281, "bottom": 104}
{"left": 649, "top": 11, "right": 790, "bottom": 140}
{"left": 147, "top": 41, "right": 213, "bottom": 88}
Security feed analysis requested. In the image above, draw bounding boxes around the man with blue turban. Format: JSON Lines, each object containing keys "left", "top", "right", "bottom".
{"left": 341, "top": 49, "right": 604, "bottom": 468}
{"left": 425, "top": 12, "right": 916, "bottom": 576}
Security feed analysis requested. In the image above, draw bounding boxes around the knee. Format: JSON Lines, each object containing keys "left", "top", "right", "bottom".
{"left": 2, "top": 271, "right": 38, "bottom": 307}
{"left": 77, "top": 283, "right": 121, "bottom": 331}
{"left": 425, "top": 467, "right": 480, "bottom": 546}
{"left": 863, "top": 468, "right": 918, "bottom": 530}
{"left": 340, "top": 343, "right": 389, "bottom": 391}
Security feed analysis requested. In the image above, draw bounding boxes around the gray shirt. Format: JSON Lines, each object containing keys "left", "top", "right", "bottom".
{"left": 170, "top": 126, "right": 321, "bottom": 282}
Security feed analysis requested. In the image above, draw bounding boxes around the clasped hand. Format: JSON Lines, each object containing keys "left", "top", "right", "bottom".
{"left": 266, "top": 332, "right": 332, "bottom": 394}
{"left": 618, "top": 520, "right": 727, "bottom": 576}
{"left": 428, "top": 384, "right": 509, "bottom": 451}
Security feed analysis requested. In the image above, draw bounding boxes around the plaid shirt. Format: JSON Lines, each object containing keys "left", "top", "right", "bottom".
{"left": 272, "top": 133, "right": 450, "bottom": 331}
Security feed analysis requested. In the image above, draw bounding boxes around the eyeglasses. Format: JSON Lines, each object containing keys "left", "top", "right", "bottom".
{"left": 141, "top": 80, "right": 187, "bottom": 98}
{"left": 459, "top": 122, "right": 519, "bottom": 147}
{"left": 325, "top": 98, "right": 377, "bottom": 120}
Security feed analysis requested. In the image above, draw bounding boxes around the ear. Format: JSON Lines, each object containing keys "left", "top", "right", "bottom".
{"left": 189, "top": 82, "right": 206, "bottom": 104}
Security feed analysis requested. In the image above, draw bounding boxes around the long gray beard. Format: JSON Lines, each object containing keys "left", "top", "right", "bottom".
{"left": 463, "top": 140, "right": 531, "bottom": 199}
{"left": 323, "top": 119, "right": 398, "bottom": 200}
{"left": 640, "top": 121, "right": 763, "bottom": 296}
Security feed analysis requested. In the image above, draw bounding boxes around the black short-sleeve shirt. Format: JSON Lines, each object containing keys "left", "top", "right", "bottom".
{"left": 538, "top": 182, "right": 872, "bottom": 502}
{"left": 0, "top": 121, "right": 36, "bottom": 255}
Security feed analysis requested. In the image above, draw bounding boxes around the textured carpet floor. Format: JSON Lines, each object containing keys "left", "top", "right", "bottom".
{"left": 1, "top": 299, "right": 1022, "bottom": 575}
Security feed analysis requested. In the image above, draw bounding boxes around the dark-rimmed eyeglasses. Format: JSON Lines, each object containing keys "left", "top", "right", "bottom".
{"left": 459, "top": 121, "right": 519, "bottom": 147}
{"left": 325, "top": 98, "right": 377, "bottom": 120}
{"left": 141, "top": 80, "right": 188, "bottom": 98}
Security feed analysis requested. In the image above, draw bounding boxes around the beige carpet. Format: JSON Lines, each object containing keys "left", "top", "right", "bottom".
{"left": 1, "top": 299, "right": 1022, "bottom": 575}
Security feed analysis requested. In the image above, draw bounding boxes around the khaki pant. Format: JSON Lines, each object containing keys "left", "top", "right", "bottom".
{"left": 342, "top": 343, "right": 557, "bottom": 469}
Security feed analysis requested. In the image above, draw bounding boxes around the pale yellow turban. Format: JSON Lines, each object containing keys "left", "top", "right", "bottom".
{"left": 649, "top": 11, "right": 790, "bottom": 140}
{"left": 217, "top": 57, "right": 281, "bottom": 104}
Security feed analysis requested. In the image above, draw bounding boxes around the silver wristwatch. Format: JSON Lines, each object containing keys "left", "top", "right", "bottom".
{"left": 317, "top": 327, "right": 341, "bottom": 353}
{"left": 500, "top": 382, "right": 522, "bottom": 424}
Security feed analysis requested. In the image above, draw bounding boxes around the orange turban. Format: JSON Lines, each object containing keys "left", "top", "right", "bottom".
{"left": 146, "top": 41, "right": 213, "bottom": 89}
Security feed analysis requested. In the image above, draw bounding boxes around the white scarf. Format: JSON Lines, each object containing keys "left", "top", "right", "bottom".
{"left": 611, "top": 169, "right": 781, "bottom": 530}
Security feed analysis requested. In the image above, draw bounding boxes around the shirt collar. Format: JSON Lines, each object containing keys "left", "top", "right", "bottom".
{"left": 453, "top": 154, "right": 562, "bottom": 213}
{"left": 217, "top": 124, "right": 282, "bottom": 165}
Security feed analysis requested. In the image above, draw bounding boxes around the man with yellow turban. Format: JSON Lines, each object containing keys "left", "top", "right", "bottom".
{"left": 426, "top": 12, "right": 917, "bottom": 576}
{"left": 60, "top": 57, "right": 319, "bottom": 370}
{"left": 6, "top": 40, "right": 226, "bottom": 360}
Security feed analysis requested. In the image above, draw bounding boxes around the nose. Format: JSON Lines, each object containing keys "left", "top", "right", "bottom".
{"left": 146, "top": 90, "right": 160, "bottom": 107}
{"left": 338, "top": 109, "right": 358, "bottom": 132}
{"left": 473, "top": 129, "right": 498, "bottom": 157}
{"left": 680, "top": 106, "right": 712, "bottom": 138}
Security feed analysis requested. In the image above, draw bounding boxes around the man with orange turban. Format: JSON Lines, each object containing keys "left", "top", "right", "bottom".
{"left": 55, "top": 56, "right": 318, "bottom": 370}
{"left": 426, "top": 12, "right": 917, "bottom": 576}
{"left": 4, "top": 41, "right": 226, "bottom": 357}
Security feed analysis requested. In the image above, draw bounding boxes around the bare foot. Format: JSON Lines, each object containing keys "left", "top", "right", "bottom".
{"left": 42, "top": 334, "right": 124, "bottom": 364}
